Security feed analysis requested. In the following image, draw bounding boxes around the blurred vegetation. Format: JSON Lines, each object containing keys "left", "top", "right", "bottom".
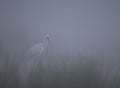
{"left": 0, "top": 40, "right": 120, "bottom": 88}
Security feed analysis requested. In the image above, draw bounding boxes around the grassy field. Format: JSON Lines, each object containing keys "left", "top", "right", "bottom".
{"left": 0, "top": 48, "right": 120, "bottom": 88}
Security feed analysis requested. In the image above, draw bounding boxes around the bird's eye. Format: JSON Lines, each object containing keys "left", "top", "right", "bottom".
{"left": 46, "top": 37, "right": 49, "bottom": 40}
{"left": 45, "top": 35, "right": 50, "bottom": 40}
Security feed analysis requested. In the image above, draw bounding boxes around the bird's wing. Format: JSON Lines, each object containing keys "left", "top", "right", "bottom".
{"left": 26, "top": 43, "right": 44, "bottom": 57}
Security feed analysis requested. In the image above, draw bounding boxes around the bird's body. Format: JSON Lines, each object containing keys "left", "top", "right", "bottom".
{"left": 18, "top": 34, "right": 50, "bottom": 88}
{"left": 26, "top": 34, "right": 50, "bottom": 57}
{"left": 26, "top": 43, "right": 46, "bottom": 58}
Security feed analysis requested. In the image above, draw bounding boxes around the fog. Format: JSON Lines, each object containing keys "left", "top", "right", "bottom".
{"left": 0, "top": 0, "right": 120, "bottom": 88}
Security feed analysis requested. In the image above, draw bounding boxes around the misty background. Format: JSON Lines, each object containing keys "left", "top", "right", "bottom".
{"left": 0, "top": 0, "right": 120, "bottom": 88}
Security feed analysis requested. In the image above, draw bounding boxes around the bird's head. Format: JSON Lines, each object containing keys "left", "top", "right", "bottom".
{"left": 45, "top": 34, "right": 50, "bottom": 41}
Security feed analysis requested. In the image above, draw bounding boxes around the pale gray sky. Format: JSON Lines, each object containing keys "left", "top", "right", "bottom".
{"left": 0, "top": 0, "right": 120, "bottom": 56}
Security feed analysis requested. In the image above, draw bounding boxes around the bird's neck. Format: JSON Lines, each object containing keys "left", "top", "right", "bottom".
{"left": 43, "top": 39, "right": 49, "bottom": 47}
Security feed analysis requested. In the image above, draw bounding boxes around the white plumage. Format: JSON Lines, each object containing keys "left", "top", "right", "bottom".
{"left": 26, "top": 34, "right": 50, "bottom": 57}
{"left": 18, "top": 34, "right": 50, "bottom": 88}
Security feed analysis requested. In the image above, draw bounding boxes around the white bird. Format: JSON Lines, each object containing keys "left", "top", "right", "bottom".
{"left": 26, "top": 34, "right": 50, "bottom": 57}
{"left": 18, "top": 34, "right": 50, "bottom": 88}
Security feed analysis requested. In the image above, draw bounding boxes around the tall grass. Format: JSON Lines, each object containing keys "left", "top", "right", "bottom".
{"left": 0, "top": 48, "right": 120, "bottom": 88}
